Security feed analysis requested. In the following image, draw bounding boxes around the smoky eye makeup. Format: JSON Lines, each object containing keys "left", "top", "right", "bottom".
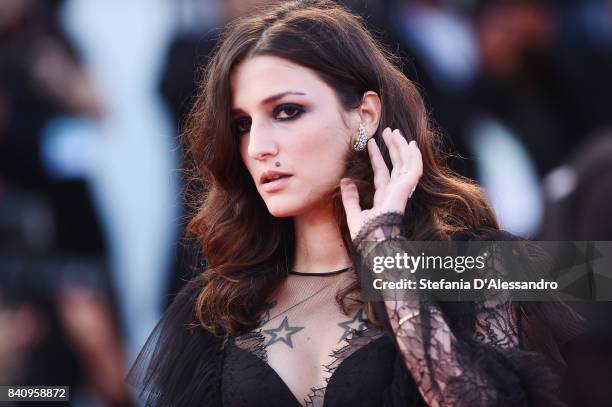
{"left": 231, "top": 102, "right": 306, "bottom": 136}
{"left": 232, "top": 116, "right": 251, "bottom": 136}
{"left": 273, "top": 103, "right": 306, "bottom": 121}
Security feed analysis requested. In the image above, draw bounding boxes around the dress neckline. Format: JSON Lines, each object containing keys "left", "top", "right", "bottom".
{"left": 232, "top": 316, "right": 386, "bottom": 406}
{"left": 288, "top": 267, "right": 352, "bottom": 277}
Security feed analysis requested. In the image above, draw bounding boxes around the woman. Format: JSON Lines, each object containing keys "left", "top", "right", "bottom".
{"left": 128, "top": 1, "right": 578, "bottom": 405}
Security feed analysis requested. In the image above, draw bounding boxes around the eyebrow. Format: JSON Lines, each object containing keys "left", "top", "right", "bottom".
{"left": 232, "top": 91, "right": 306, "bottom": 115}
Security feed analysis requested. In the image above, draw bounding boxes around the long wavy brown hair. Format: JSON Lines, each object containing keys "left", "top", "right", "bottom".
{"left": 183, "top": 0, "right": 499, "bottom": 336}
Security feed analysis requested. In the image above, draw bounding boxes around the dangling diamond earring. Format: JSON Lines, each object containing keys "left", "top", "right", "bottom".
{"left": 353, "top": 123, "right": 368, "bottom": 151}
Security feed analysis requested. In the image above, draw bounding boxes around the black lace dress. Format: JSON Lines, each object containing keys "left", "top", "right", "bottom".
{"left": 127, "top": 213, "right": 582, "bottom": 406}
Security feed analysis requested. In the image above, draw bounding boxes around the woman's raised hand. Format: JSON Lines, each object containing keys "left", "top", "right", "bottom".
{"left": 340, "top": 128, "right": 423, "bottom": 241}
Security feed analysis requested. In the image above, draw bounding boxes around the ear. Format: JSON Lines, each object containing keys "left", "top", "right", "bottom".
{"left": 357, "top": 91, "right": 381, "bottom": 137}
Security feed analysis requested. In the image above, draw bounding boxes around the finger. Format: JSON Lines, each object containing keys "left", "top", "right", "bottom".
{"left": 382, "top": 128, "right": 401, "bottom": 171}
{"left": 395, "top": 131, "right": 413, "bottom": 173}
{"left": 398, "top": 141, "right": 423, "bottom": 198}
{"left": 367, "top": 138, "right": 390, "bottom": 191}
{"left": 392, "top": 129, "right": 406, "bottom": 164}
{"left": 403, "top": 140, "right": 422, "bottom": 176}
{"left": 340, "top": 178, "right": 362, "bottom": 222}
{"left": 389, "top": 129, "right": 405, "bottom": 176}
{"left": 411, "top": 140, "right": 423, "bottom": 179}
{"left": 407, "top": 142, "right": 423, "bottom": 200}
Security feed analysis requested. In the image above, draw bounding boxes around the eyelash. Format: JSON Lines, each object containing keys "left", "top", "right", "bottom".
{"left": 273, "top": 103, "right": 305, "bottom": 121}
{"left": 232, "top": 103, "right": 305, "bottom": 136}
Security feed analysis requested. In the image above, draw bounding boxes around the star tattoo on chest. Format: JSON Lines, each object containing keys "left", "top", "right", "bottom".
{"left": 337, "top": 308, "right": 368, "bottom": 342}
{"left": 263, "top": 316, "right": 304, "bottom": 348}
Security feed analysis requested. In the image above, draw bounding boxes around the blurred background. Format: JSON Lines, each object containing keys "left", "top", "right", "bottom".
{"left": 0, "top": 0, "right": 611, "bottom": 405}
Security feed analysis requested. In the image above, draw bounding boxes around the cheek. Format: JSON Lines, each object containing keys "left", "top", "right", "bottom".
{"left": 239, "top": 136, "right": 255, "bottom": 176}
{"left": 291, "top": 117, "right": 349, "bottom": 184}
{"left": 295, "top": 110, "right": 350, "bottom": 155}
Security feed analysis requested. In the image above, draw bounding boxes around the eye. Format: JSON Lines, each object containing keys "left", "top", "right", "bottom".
{"left": 232, "top": 116, "right": 251, "bottom": 136}
{"left": 273, "top": 104, "right": 304, "bottom": 121}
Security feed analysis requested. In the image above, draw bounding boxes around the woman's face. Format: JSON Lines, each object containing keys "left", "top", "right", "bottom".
{"left": 231, "top": 55, "right": 355, "bottom": 217}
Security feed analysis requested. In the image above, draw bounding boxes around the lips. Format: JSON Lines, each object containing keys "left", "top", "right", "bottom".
{"left": 260, "top": 170, "right": 292, "bottom": 185}
{"left": 260, "top": 170, "right": 293, "bottom": 193}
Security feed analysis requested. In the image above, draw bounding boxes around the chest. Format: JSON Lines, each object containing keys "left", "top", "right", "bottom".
{"left": 219, "top": 273, "right": 398, "bottom": 406}
{"left": 221, "top": 327, "right": 399, "bottom": 407}
{"left": 267, "top": 314, "right": 361, "bottom": 398}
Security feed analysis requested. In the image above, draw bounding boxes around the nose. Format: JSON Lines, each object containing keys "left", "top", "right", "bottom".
{"left": 246, "top": 121, "right": 278, "bottom": 161}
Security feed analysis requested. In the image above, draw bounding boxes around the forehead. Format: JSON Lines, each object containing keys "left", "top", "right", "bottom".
{"left": 230, "top": 55, "right": 334, "bottom": 108}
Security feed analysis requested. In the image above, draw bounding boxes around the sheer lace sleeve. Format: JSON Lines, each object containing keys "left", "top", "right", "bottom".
{"left": 351, "top": 212, "right": 581, "bottom": 407}
{"left": 125, "top": 274, "right": 224, "bottom": 406}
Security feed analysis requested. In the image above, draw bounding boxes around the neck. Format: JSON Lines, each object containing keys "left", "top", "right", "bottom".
{"left": 292, "top": 204, "right": 352, "bottom": 274}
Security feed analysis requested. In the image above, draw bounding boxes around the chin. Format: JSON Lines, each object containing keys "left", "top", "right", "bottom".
{"left": 265, "top": 204, "right": 300, "bottom": 218}
{"left": 263, "top": 196, "right": 306, "bottom": 218}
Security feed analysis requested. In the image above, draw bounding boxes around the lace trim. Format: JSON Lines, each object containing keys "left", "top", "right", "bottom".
{"left": 233, "top": 312, "right": 385, "bottom": 407}
{"left": 352, "top": 212, "right": 405, "bottom": 248}
{"left": 233, "top": 329, "right": 268, "bottom": 363}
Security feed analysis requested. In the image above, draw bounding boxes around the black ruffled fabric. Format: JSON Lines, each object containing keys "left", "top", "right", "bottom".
{"left": 127, "top": 218, "right": 582, "bottom": 406}
{"left": 126, "top": 275, "right": 224, "bottom": 406}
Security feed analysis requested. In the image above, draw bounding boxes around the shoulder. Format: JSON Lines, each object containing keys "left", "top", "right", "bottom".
{"left": 148, "top": 273, "right": 209, "bottom": 339}
{"left": 162, "top": 273, "right": 224, "bottom": 349}
{"left": 134, "top": 272, "right": 219, "bottom": 356}
{"left": 127, "top": 273, "right": 224, "bottom": 406}
{"left": 167, "top": 274, "right": 207, "bottom": 317}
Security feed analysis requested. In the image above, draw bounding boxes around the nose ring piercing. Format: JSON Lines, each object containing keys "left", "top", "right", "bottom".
{"left": 275, "top": 161, "right": 281, "bottom": 167}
